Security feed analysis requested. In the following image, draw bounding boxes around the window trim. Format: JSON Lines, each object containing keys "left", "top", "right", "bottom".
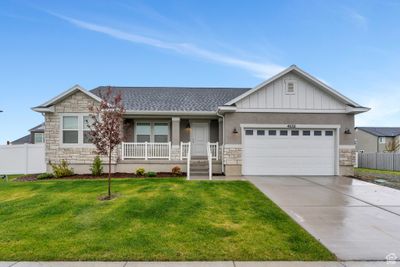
{"left": 134, "top": 121, "right": 170, "bottom": 143}
{"left": 59, "top": 113, "right": 95, "bottom": 147}
{"left": 379, "top": 137, "right": 386, "bottom": 144}
{"left": 33, "top": 132, "right": 44, "bottom": 144}
{"left": 284, "top": 79, "right": 297, "bottom": 95}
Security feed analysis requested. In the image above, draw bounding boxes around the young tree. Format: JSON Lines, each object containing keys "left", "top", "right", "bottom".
{"left": 385, "top": 139, "right": 400, "bottom": 153}
{"left": 88, "top": 88, "right": 125, "bottom": 199}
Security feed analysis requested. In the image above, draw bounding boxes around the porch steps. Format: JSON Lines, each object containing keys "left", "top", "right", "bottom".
{"left": 190, "top": 160, "right": 209, "bottom": 176}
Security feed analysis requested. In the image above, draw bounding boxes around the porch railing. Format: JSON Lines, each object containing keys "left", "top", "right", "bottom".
{"left": 208, "top": 142, "right": 219, "bottom": 160}
{"left": 180, "top": 142, "right": 190, "bottom": 160}
{"left": 122, "top": 142, "right": 171, "bottom": 160}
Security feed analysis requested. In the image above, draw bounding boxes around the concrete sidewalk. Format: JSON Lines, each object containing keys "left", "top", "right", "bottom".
{"left": 0, "top": 261, "right": 398, "bottom": 267}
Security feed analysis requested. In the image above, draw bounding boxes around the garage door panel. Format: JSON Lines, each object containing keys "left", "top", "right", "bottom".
{"left": 243, "top": 128, "right": 336, "bottom": 176}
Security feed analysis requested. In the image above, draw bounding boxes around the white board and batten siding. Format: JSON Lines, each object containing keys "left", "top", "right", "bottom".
{"left": 236, "top": 73, "right": 347, "bottom": 112}
{"left": 0, "top": 144, "right": 46, "bottom": 175}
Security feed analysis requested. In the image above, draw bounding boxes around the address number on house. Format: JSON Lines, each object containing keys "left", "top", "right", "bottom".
{"left": 287, "top": 124, "right": 296, "bottom": 129}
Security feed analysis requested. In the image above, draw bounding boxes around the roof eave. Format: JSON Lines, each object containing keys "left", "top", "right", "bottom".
{"left": 346, "top": 106, "right": 371, "bottom": 114}
{"left": 217, "top": 106, "right": 237, "bottom": 114}
{"left": 32, "top": 106, "right": 55, "bottom": 113}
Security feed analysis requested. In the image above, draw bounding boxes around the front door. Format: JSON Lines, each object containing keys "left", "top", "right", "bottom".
{"left": 191, "top": 123, "right": 209, "bottom": 156}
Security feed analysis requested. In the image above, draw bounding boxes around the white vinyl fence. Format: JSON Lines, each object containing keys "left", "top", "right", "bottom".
{"left": 358, "top": 152, "right": 400, "bottom": 171}
{"left": 0, "top": 144, "right": 46, "bottom": 175}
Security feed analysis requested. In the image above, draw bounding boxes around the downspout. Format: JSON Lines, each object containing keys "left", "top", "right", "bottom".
{"left": 216, "top": 110, "right": 225, "bottom": 174}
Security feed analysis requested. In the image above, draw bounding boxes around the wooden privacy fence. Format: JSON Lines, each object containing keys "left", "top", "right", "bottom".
{"left": 0, "top": 143, "right": 46, "bottom": 174}
{"left": 357, "top": 152, "right": 400, "bottom": 171}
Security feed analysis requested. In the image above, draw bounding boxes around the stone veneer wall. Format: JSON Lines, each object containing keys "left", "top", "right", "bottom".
{"left": 45, "top": 91, "right": 118, "bottom": 173}
{"left": 339, "top": 145, "right": 356, "bottom": 176}
{"left": 223, "top": 145, "right": 242, "bottom": 176}
{"left": 223, "top": 144, "right": 355, "bottom": 176}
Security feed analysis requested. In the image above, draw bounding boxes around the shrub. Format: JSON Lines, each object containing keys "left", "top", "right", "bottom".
{"left": 172, "top": 166, "right": 182, "bottom": 176}
{"left": 37, "top": 173, "right": 54, "bottom": 180}
{"left": 51, "top": 160, "right": 74, "bottom": 178}
{"left": 90, "top": 156, "right": 103, "bottom": 176}
{"left": 136, "top": 168, "right": 145, "bottom": 176}
{"left": 146, "top": 171, "right": 156, "bottom": 177}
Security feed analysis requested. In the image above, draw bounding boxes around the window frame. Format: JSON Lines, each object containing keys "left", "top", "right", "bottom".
{"left": 284, "top": 79, "right": 297, "bottom": 95}
{"left": 134, "top": 121, "right": 170, "bottom": 143}
{"left": 60, "top": 114, "right": 95, "bottom": 147}
{"left": 379, "top": 137, "right": 386, "bottom": 144}
{"left": 33, "top": 132, "right": 44, "bottom": 144}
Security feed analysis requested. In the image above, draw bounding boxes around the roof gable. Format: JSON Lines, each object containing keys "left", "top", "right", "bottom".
{"left": 226, "top": 65, "right": 366, "bottom": 110}
{"left": 33, "top": 85, "right": 101, "bottom": 112}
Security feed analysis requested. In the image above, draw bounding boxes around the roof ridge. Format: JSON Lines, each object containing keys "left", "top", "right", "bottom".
{"left": 91, "top": 86, "right": 251, "bottom": 91}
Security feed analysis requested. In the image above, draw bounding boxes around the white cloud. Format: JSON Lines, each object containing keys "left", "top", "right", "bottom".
{"left": 355, "top": 89, "right": 400, "bottom": 126}
{"left": 344, "top": 8, "right": 368, "bottom": 30}
{"left": 48, "top": 12, "right": 284, "bottom": 79}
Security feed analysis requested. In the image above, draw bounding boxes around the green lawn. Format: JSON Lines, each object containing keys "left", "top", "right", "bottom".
{"left": 0, "top": 178, "right": 334, "bottom": 261}
{"left": 355, "top": 167, "right": 400, "bottom": 176}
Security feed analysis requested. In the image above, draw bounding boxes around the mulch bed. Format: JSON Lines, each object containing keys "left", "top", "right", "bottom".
{"left": 14, "top": 172, "right": 183, "bottom": 182}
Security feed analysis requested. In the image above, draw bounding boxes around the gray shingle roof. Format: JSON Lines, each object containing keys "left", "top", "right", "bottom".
{"left": 29, "top": 122, "right": 45, "bottom": 132}
{"left": 90, "top": 86, "right": 251, "bottom": 112}
{"left": 357, "top": 127, "right": 400, "bottom": 137}
{"left": 11, "top": 134, "right": 31, "bottom": 145}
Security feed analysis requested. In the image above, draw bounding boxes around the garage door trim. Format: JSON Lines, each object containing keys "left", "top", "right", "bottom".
{"left": 240, "top": 124, "right": 340, "bottom": 175}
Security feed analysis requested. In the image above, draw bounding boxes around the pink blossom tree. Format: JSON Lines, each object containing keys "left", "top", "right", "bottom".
{"left": 88, "top": 88, "right": 125, "bottom": 199}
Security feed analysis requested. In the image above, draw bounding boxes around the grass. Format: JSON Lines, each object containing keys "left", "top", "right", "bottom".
{"left": 354, "top": 168, "right": 400, "bottom": 190}
{"left": 355, "top": 167, "right": 400, "bottom": 176}
{"left": 0, "top": 174, "right": 23, "bottom": 181}
{"left": 0, "top": 178, "right": 335, "bottom": 261}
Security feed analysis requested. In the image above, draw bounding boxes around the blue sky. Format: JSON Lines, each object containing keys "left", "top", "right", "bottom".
{"left": 1, "top": 0, "right": 400, "bottom": 144}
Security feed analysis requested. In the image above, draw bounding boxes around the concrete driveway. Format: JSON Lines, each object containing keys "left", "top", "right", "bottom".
{"left": 247, "top": 176, "right": 400, "bottom": 261}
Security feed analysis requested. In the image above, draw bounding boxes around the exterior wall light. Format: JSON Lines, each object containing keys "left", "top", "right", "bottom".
{"left": 233, "top": 128, "right": 238, "bottom": 134}
{"left": 344, "top": 128, "right": 352, "bottom": 134}
{"left": 185, "top": 123, "right": 191, "bottom": 129}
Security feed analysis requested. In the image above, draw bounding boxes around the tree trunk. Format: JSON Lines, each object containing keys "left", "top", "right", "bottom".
{"left": 108, "top": 148, "right": 111, "bottom": 199}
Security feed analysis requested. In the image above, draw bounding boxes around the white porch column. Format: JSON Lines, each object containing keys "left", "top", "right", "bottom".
{"left": 171, "top": 117, "right": 181, "bottom": 160}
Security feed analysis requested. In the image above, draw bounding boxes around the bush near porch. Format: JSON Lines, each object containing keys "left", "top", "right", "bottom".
{"left": 0, "top": 179, "right": 335, "bottom": 261}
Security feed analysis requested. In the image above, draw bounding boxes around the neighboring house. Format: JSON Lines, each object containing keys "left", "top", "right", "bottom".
{"left": 32, "top": 65, "right": 369, "bottom": 176}
{"left": 10, "top": 123, "right": 45, "bottom": 145}
{"left": 355, "top": 127, "right": 400, "bottom": 153}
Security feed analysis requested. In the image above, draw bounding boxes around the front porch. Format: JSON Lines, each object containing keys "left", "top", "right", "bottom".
{"left": 117, "top": 116, "right": 223, "bottom": 174}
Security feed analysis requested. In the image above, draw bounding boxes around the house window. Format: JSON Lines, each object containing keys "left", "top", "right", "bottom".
{"left": 154, "top": 123, "right": 169, "bottom": 142}
{"left": 83, "top": 116, "right": 94, "bottom": 144}
{"left": 34, "top": 133, "right": 44, "bottom": 143}
{"left": 379, "top": 137, "right": 386, "bottom": 144}
{"left": 285, "top": 80, "right": 296, "bottom": 95}
{"left": 62, "top": 116, "right": 79, "bottom": 144}
{"left": 291, "top": 130, "right": 299, "bottom": 136}
{"left": 303, "top": 130, "right": 311, "bottom": 136}
{"left": 268, "top": 130, "right": 276, "bottom": 136}
{"left": 257, "top": 130, "right": 265, "bottom": 136}
{"left": 135, "top": 122, "right": 170, "bottom": 143}
{"left": 136, "top": 122, "right": 151, "bottom": 142}
{"left": 61, "top": 114, "right": 94, "bottom": 145}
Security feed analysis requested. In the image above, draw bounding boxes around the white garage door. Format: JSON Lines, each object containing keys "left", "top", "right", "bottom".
{"left": 242, "top": 128, "right": 336, "bottom": 175}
